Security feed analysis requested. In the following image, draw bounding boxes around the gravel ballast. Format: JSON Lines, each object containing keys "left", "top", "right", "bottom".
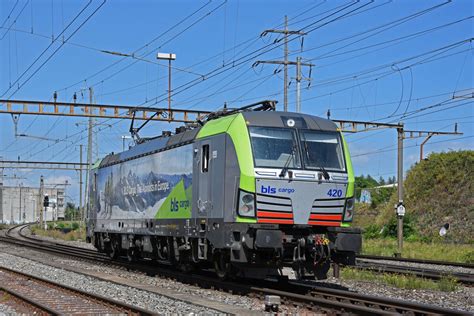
{"left": 0, "top": 302, "right": 18, "bottom": 315}
{"left": 0, "top": 252, "right": 222, "bottom": 315}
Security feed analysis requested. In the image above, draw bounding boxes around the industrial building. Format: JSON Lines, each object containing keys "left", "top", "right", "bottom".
{"left": 0, "top": 184, "right": 65, "bottom": 224}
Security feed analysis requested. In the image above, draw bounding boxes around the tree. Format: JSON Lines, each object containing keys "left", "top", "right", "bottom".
{"left": 355, "top": 175, "right": 379, "bottom": 200}
{"left": 379, "top": 176, "right": 386, "bottom": 185}
{"left": 387, "top": 176, "right": 396, "bottom": 184}
{"left": 65, "top": 202, "right": 77, "bottom": 221}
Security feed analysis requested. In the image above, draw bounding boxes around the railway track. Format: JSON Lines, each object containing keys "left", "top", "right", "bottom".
{"left": 0, "top": 266, "right": 155, "bottom": 315}
{"left": 358, "top": 254, "right": 474, "bottom": 269}
{"left": 355, "top": 260, "right": 474, "bottom": 285}
{"left": 355, "top": 254, "right": 474, "bottom": 285}
{"left": 0, "top": 224, "right": 470, "bottom": 315}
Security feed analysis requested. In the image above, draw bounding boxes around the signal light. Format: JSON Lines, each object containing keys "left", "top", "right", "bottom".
{"left": 343, "top": 197, "right": 355, "bottom": 222}
{"left": 237, "top": 190, "right": 256, "bottom": 218}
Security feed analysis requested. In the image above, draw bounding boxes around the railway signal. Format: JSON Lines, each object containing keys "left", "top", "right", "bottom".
{"left": 43, "top": 195, "right": 49, "bottom": 207}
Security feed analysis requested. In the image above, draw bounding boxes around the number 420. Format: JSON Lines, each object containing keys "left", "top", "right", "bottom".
{"left": 327, "top": 189, "right": 343, "bottom": 197}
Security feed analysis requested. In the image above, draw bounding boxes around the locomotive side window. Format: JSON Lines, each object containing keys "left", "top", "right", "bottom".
{"left": 202, "top": 144, "right": 210, "bottom": 172}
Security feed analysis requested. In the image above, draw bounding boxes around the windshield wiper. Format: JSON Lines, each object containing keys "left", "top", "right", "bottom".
{"left": 319, "top": 165, "right": 330, "bottom": 180}
{"left": 279, "top": 146, "right": 296, "bottom": 178}
{"left": 303, "top": 140, "right": 330, "bottom": 180}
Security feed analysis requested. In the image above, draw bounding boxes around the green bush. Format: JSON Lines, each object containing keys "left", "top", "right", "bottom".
{"left": 71, "top": 222, "right": 80, "bottom": 230}
{"left": 363, "top": 224, "right": 381, "bottom": 239}
{"left": 382, "top": 214, "right": 415, "bottom": 238}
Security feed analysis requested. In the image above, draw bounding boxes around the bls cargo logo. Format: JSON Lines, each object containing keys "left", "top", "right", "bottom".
{"left": 170, "top": 198, "right": 190, "bottom": 212}
{"left": 261, "top": 185, "right": 295, "bottom": 194}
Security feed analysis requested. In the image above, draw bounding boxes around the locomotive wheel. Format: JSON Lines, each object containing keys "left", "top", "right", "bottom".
{"left": 157, "top": 242, "right": 168, "bottom": 261}
{"left": 107, "top": 240, "right": 119, "bottom": 259}
{"left": 127, "top": 248, "right": 138, "bottom": 262}
{"left": 313, "top": 260, "right": 331, "bottom": 280}
{"left": 213, "top": 251, "right": 233, "bottom": 279}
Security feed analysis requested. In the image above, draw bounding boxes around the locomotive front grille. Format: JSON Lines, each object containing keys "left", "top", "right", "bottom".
{"left": 256, "top": 194, "right": 294, "bottom": 224}
{"left": 256, "top": 194, "right": 345, "bottom": 226}
{"left": 309, "top": 197, "right": 345, "bottom": 226}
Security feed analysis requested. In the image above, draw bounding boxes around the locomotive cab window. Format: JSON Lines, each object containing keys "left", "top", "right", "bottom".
{"left": 249, "top": 127, "right": 301, "bottom": 168}
{"left": 202, "top": 144, "right": 210, "bottom": 172}
{"left": 300, "top": 131, "right": 345, "bottom": 171}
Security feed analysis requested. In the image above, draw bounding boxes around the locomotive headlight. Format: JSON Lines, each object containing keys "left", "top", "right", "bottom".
{"left": 343, "top": 197, "right": 355, "bottom": 222}
{"left": 237, "top": 190, "right": 256, "bottom": 218}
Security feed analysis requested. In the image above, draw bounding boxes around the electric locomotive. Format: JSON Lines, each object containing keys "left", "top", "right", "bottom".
{"left": 86, "top": 101, "right": 361, "bottom": 279}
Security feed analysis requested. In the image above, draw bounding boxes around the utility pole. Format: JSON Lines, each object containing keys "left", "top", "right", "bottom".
{"left": 121, "top": 135, "right": 132, "bottom": 151}
{"left": 260, "top": 16, "right": 307, "bottom": 111}
{"left": 0, "top": 156, "right": 3, "bottom": 223}
{"left": 18, "top": 183, "right": 22, "bottom": 223}
{"left": 254, "top": 58, "right": 313, "bottom": 112}
{"left": 85, "top": 87, "right": 94, "bottom": 223}
{"left": 39, "top": 175, "right": 44, "bottom": 228}
{"left": 296, "top": 57, "right": 302, "bottom": 113}
{"left": 157, "top": 53, "right": 176, "bottom": 120}
{"left": 296, "top": 57, "right": 313, "bottom": 113}
{"left": 79, "top": 144, "right": 83, "bottom": 221}
{"left": 0, "top": 155, "right": 3, "bottom": 186}
{"left": 284, "top": 16, "right": 288, "bottom": 110}
{"left": 395, "top": 124, "right": 405, "bottom": 257}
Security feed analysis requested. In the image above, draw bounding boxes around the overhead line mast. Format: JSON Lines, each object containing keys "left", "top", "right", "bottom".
{"left": 258, "top": 16, "right": 309, "bottom": 112}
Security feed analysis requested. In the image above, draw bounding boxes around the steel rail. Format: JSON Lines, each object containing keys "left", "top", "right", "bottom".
{"left": 0, "top": 266, "right": 156, "bottom": 315}
{"left": 358, "top": 254, "right": 474, "bottom": 269}
{"left": 0, "top": 287, "right": 58, "bottom": 315}
{"left": 355, "top": 260, "right": 474, "bottom": 285}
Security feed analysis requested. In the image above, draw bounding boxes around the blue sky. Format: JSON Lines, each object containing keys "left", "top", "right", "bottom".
{"left": 0, "top": 0, "right": 472, "bottom": 204}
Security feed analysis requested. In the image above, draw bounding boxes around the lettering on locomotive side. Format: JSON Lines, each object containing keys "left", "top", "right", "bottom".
{"left": 260, "top": 185, "right": 295, "bottom": 194}
{"left": 170, "top": 198, "right": 190, "bottom": 212}
{"left": 122, "top": 181, "right": 170, "bottom": 196}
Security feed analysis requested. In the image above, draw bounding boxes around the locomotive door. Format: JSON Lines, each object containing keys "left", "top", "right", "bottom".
{"left": 193, "top": 135, "right": 226, "bottom": 219}
{"left": 195, "top": 139, "right": 212, "bottom": 218}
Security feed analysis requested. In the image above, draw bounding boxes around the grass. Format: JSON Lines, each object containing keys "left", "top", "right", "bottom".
{"left": 341, "top": 268, "right": 458, "bottom": 292}
{"left": 31, "top": 222, "right": 86, "bottom": 242}
{"left": 0, "top": 224, "right": 10, "bottom": 230}
{"left": 362, "top": 238, "right": 474, "bottom": 263}
{"left": 0, "top": 292, "right": 9, "bottom": 303}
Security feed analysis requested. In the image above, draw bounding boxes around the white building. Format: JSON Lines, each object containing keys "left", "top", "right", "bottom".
{"left": 0, "top": 185, "right": 65, "bottom": 224}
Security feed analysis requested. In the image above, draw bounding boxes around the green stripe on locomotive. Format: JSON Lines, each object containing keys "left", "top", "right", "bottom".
{"left": 341, "top": 133, "right": 354, "bottom": 198}
{"left": 155, "top": 180, "right": 192, "bottom": 219}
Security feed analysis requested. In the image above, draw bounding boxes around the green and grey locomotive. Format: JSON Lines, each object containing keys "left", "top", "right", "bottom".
{"left": 86, "top": 101, "right": 361, "bottom": 279}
